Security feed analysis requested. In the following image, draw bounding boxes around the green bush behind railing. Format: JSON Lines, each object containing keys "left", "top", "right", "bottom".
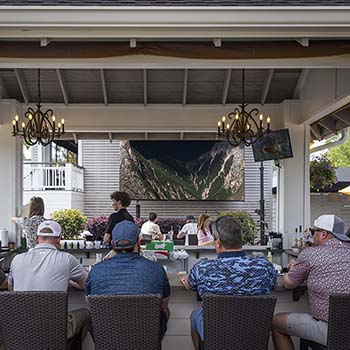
{"left": 52, "top": 209, "right": 87, "bottom": 240}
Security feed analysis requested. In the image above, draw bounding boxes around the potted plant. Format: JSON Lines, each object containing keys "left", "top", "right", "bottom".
{"left": 52, "top": 209, "right": 87, "bottom": 248}
{"left": 218, "top": 210, "right": 257, "bottom": 245}
{"left": 310, "top": 155, "right": 336, "bottom": 191}
{"left": 86, "top": 215, "right": 109, "bottom": 241}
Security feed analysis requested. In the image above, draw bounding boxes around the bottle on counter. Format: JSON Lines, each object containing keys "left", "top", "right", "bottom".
{"left": 267, "top": 236, "right": 273, "bottom": 250}
{"left": 20, "top": 234, "right": 27, "bottom": 250}
{"left": 292, "top": 228, "right": 298, "bottom": 248}
{"left": 168, "top": 226, "right": 174, "bottom": 241}
{"left": 267, "top": 251, "right": 273, "bottom": 263}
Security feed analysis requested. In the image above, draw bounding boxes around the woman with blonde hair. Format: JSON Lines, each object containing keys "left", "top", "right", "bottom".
{"left": 12, "top": 196, "right": 46, "bottom": 248}
{"left": 197, "top": 214, "right": 214, "bottom": 246}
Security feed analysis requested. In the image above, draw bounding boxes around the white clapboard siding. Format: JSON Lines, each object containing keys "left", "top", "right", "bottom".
{"left": 311, "top": 193, "right": 350, "bottom": 231}
{"left": 81, "top": 140, "right": 273, "bottom": 228}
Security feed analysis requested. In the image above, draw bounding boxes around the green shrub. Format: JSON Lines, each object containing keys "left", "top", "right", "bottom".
{"left": 52, "top": 209, "right": 87, "bottom": 240}
{"left": 218, "top": 210, "right": 257, "bottom": 244}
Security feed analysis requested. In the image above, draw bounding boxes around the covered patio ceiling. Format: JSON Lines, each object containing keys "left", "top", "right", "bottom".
{"left": 1, "top": 67, "right": 348, "bottom": 141}
{"left": 0, "top": 68, "right": 301, "bottom": 105}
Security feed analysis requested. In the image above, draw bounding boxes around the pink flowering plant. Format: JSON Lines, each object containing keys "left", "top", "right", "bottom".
{"left": 86, "top": 215, "right": 109, "bottom": 240}
{"left": 310, "top": 155, "right": 336, "bottom": 190}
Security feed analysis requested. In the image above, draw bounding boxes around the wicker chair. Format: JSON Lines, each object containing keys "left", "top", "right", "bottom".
{"left": 300, "top": 294, "right": 350, "bottom": 350}
{"left": 202, "top": 294, "right": 277, "bottom": 350}
{"left": 0, "top": 291, "right": 69, "bottom": 350}
{"left": 88, "top": 294, "right": 162, "bottom": 350}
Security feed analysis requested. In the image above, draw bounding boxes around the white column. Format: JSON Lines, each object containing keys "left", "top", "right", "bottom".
{"left": 278, "top": 101, "right": 310, "bottom": 249}
{"left": 0, "top": 101, "right": 23, "bottom": 245}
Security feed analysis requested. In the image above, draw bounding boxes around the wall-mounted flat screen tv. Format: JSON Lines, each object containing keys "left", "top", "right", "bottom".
{"left": 120, "top": 140, "right": 245, "bottom": 201}
{"left": 252, "top": 128, "right": 293, "bottom": 162}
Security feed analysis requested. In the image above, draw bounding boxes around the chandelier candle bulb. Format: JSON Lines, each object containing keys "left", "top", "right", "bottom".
{"left": 61, "top": 119, "right": 65, "bottom": 133}
{"left": 267, "top": 116, "right": 271, "bottom": 130}
{"left": 12, "top": 120, "right": 15, "bottom": 134}
{"left": 217, "top": 121, "right": 221, "bottom": 134}
{"left": 15, "top": 115, "right": 19, "bottom": 131}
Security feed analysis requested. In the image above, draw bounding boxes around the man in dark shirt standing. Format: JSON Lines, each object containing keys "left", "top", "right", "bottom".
{"left": 87, "top": 220, "right": 171, "bottom": 338}
{"left": 103, "top": 191, "right": 134, "bottom": 245}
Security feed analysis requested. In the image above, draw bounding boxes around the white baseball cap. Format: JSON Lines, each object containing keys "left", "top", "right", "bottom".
{"left": 313, "top": 215, "right": 350, "bottom": 242}
{"left": 37, "top": 220, "right": 62, "bottom": 237}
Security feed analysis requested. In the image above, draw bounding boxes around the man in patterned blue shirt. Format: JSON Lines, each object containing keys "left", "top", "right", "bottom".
{"left": 182, "top": 216, "right": 277, "bottom": 349}
{"left": 86, "top": 220, "right": 171, "bottom": 338}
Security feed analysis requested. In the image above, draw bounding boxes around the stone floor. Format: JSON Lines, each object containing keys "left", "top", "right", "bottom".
{"left": 68, "top": 287, "right": 309, "bottom": 350}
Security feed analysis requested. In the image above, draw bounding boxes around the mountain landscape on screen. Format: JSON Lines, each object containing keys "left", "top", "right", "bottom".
{"left": 120, "top": 140, "right": 244, "bottom": 200}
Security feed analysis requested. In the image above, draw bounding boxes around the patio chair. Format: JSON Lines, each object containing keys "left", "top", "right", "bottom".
{"left": 88, "top": 294, "right": 162, "bottom": 350}
{"left": 300, "top": 294, "right": 350, "bottom": 350}
{"left": 202, "top": 294, "right": 277, "bottom": 350}
{"left": 0, "top": 291, "right": 75, "bottom": 350}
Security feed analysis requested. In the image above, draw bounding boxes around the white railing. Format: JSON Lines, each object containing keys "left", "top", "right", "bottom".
{"left": 23, "top": 163, "right": 84, "bottom": 192}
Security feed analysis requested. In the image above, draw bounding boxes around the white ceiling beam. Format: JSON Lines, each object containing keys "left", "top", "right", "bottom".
{"left": 145, "top": 132, "right": 148, "bottom": 140}
{"left": 332, "top": 109, "right": 350, "bottom": 126}
{"left": 180, "top": 132, "right": 184, "bottom": 140}
{"left": 129, "top": 38, "right": 137, "bottom": 48}
{"left": 108, "top": 132, "right": 113, "bottom": 143}
{"left": 212, "top": 38, "right": 222, "bottom": 48}
{"left": 296, "top": 38, "right": 310, "bottom": 47}
{"left": 182, "top": 69, "right": 188, "bottom": 106}
{"left": 56, "top": 69, "right": 69, "bottom": 105}
{"left": 318, "top": 118, "right": 337, "bottom": 134}
{"left": 260, "top": 69, "right": 274, "bottom": 106}
{"left": 293, "top": 68, "right": 310, "bottom": 99}
{"left": 40, "top": 38, "right": 50, "bottom": 47}
{"left": 310, "top": 125, "right": 322, "bottom": 140}
{"left": 221, "top": 69, "right": 232, "bottom": 106}
{"left": 0, "top": 7, "right": 348, "bottom": 39}
{"left": 0, "top": 76, "right": 8, "bottom": 99}
{"left": 0, "top": 56, "right": 349, "bottom": 69}
{"left": 100, "top": 69, "right": 108, "bottom": 105}
{"left": 14, "top": 68, "right": 29, "bottom": 104}
{"left": 73, "top": 132, "right": 78, "bottom": 144}
{"left": 143, "top": 69, "right": 147, "bottom": 106}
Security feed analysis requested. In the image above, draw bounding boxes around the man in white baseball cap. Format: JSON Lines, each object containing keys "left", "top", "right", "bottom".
{"left": 9, "top": 220, "right": 90, "bottom": 342}
{"left": 272, "top": 215, "right": 350, "bottom": 349}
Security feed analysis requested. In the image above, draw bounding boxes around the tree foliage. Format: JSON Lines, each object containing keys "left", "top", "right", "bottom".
{"left": 327, "top": 137, "right": 350, "bottom": 168}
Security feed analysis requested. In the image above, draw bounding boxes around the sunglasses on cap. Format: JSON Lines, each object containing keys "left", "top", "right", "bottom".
{"left": 309, "top": 227, "right": 328, "bottom": 236}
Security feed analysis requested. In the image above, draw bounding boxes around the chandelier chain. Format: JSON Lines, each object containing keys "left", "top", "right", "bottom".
{"left": 242, "top": 69, "right": 245, "bottom": 104}
{"left": 37, "top": 68, "right": 41, "bottom": 104}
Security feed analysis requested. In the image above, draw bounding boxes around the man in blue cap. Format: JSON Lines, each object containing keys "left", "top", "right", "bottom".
{"left": 86, "top": 220, "right": 171, "bottom": 338}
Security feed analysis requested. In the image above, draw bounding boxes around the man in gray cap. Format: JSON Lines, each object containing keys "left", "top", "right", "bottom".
{"left": 272, "top": 215, "right": 350, "bottom": 349}
{"left": 9, "top": 220, "right": 90, "bottom": 342}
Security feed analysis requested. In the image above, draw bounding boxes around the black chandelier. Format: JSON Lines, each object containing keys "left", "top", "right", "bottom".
{"left": 217, "top": 69, "right": 271, "bottom": 147}
{"left": 12, "top": 69, "right": 65, "bottom": 146}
